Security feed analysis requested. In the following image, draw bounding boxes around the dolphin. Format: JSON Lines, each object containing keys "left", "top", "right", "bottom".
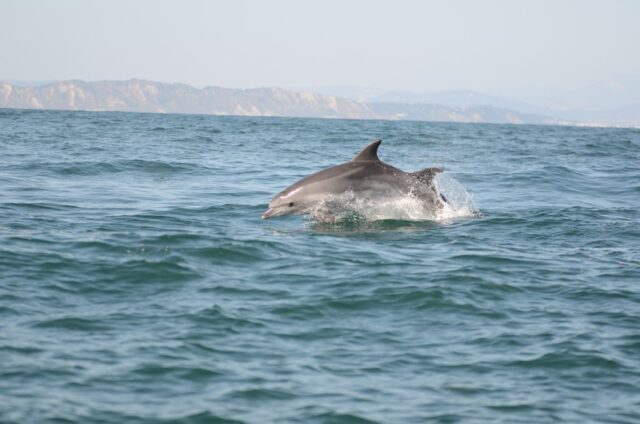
{"left": 262, "top": 139, "right": 446, "bottom": 220}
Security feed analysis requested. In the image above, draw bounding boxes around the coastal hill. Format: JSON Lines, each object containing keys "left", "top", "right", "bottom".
{"left": 0, "top": 79, "right": 562, "bottom": 125}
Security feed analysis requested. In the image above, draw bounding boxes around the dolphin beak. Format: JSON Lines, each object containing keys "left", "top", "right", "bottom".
{"left": 262, "top": 207, "right": 276, "bottom": 219}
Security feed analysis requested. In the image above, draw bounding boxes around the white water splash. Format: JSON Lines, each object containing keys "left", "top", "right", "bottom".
{"left": 433, "top": 173, "right": 477, "bottom": 221}
{"left": 307, "top": 173, "right": 477, "bottom": 223}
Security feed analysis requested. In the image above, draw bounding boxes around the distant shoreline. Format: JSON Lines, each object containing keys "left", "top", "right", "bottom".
{"left": 3, "top": 105, "right": 638, "bottom": 131}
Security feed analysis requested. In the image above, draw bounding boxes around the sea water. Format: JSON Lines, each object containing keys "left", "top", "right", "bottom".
{"left": 1, "top": 108, "right": 639, "bottom": 423}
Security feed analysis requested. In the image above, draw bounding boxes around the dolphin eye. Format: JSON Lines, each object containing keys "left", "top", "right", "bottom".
{"left": 288, "top": 202, "right": 294, "bottom": 207}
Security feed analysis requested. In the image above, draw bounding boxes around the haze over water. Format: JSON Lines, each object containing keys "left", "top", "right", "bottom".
{"left": 1, "top": 109, "right": 640, "bottom": 422}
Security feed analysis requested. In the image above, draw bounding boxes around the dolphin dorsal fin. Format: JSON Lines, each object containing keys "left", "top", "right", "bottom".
{"left": 411, "top": 167, "right": 444, "bottom": 185}
{"left": 352, "top": 139, "right": 382, "bottom": 162}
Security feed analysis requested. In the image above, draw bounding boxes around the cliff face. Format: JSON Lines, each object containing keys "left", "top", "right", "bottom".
{"left": 0, "top": 80, "right": 378, "bottom": 118}
{"left": 0, "top": 79, "right": 560, "bottom": 124}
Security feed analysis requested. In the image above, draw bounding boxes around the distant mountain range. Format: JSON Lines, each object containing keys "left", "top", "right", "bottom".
{"left": 0, "top": 79, "right": 565, "bottom": 126}
{"left": 299, "top": 76, "right": 640, "bottom": 128}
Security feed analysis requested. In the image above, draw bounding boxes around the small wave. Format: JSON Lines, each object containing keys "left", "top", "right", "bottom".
{"left": 32, "top": 317, "right": 111, "bottom": 332}
{"left": 131, "top": 364, "right": 222, "bottom": 380}
{"left": 29, "top": 159, "right": 198, "bottom": 176}
{"left": 2, "top": 202, "right": 80, "bottom": 212}
{"left": 224, "top": 388, "right": 297, "bottom": 401}
{"left": 185, "top": 305, "right": 265, "bottom": 329}
{"left": 103, "top": 258, "right": 202, "bottom": 285}
{"left": 506, "top": 351, "right": 626, "bottom": 370}
{"left": 303, "top": 412, "right": 381, "bottom": 423}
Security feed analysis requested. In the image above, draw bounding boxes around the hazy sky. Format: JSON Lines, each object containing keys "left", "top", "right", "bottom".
{"left": 2, "top": 0, "right": 639, "bottom": 91}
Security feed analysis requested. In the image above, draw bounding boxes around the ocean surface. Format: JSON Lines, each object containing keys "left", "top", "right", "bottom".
{"left": 1, "top": 108, "right": 639, "bottom": 423}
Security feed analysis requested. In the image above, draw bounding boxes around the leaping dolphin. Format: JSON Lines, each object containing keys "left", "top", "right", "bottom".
{"left": 262, "top": 139, "right": 446, "bottom": 220}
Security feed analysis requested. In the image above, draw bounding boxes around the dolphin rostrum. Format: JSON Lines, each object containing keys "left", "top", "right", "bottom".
{"left": 262, "top": 139, "right": 446, "bottom": 220}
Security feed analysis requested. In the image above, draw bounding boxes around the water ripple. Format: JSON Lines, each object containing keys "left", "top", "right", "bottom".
{"left": 1, "top": 110, "right": 639, "bottom": 423}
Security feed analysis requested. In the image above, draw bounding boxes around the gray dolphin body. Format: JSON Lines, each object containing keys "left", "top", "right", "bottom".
{"left": 262, "top": 139, "right": 446, "bottom": 220}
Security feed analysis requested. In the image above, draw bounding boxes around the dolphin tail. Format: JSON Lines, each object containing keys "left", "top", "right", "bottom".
{"left": 411, "top": 167, "right": 444, "bottom": 185}
{"left": 412, "top": 167, "right": 447, "bottom": 203}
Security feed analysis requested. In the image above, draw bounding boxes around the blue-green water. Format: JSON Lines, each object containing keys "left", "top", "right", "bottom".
{"left": 1, "top": 108, "right": 639, "bottom": 423}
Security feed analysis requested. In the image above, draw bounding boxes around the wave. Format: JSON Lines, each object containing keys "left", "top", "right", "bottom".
{"left": 10, "top": 159, "right": 202, "bottom": 176}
